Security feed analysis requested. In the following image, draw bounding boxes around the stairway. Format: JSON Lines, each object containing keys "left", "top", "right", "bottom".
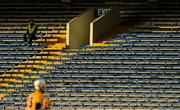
{"left": 0, "top": 1, "right": 85, "bottom": 108}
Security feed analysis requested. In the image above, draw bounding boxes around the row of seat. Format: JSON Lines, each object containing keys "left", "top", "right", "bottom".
{"left": 2, "top": 33, "right": 180, "bottom": 109}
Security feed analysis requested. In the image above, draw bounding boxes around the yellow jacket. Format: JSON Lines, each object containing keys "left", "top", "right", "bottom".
{"left": 27, "top": 25, "right": 37, "bottom": 35}
{"left": 26, "top": 90, "right": 44, "bottom": 110}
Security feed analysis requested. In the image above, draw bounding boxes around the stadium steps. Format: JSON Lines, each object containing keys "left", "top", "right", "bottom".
{"left": 0, "top": 1, "right": 86, "bottom": 105}
{"left": 0, "top": 31, "right": 66, "bottom": 99}
{"left": 0, "top": 42, "right": 66, "bottom": 100}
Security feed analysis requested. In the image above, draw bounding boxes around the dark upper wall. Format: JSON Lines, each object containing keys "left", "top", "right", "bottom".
{"left": 0, "top": 0, "right": 179, "bottom": 22}
{"left": 0, "top": 0, "right": 61, "bottom": 3}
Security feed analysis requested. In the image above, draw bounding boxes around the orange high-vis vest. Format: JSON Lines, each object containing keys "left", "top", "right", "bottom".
{"left": 26, "top": 91, "right": 44, "bottom": 110}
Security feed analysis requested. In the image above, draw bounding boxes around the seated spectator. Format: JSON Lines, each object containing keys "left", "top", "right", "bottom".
{"left": 26, "top": 79, "right": 52, "bottom": 110}
{"left": 23, "top": 20, "right": 38, "bottom": 46}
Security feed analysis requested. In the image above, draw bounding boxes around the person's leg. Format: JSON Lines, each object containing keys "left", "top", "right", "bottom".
{"left": 23, "top": 33, "right": 28, "bottom": 42}
{"left": 31, "top": 34, "right": 37, "bottom": 45}
{"left": 28, "top": 34, "right": 33, "bottom": 46}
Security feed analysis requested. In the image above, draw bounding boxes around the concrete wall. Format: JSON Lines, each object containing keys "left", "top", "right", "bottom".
{"left": 66, "top": 8, "right": 95, "bottom": 49}
{"left": 90, "top": 7, "right": 120, "bottom": 45}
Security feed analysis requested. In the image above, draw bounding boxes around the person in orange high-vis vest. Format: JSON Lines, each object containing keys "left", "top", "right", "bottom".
{"left": 26, "top": 79, "right": 52, "bottom": 110}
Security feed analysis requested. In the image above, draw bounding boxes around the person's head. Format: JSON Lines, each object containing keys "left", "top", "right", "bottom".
{"left": 29, "top": 20, "right": 34, "bottom": 26}
{"left": 34, "top": 79, "right": 46, "bottom": 92}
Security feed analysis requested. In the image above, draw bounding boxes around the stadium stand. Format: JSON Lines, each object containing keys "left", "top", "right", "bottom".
{"left": 1, "top": 0, "right": 180, "bottom": 109}
{"left": 3, "top": 33, "right": 180, "bottom": 109}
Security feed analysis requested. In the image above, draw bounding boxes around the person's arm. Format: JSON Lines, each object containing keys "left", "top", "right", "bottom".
{"left": 26, "top": 25, "right": 30, "bottom": 34}
{"left": 42, "top": 99, "right": 52, "bottom": 109}
{"left": 32, "top": 26, "right": 37, "bottom": 35}
{"left": 26, "top": 95, "right": 33, "bottom": 108}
